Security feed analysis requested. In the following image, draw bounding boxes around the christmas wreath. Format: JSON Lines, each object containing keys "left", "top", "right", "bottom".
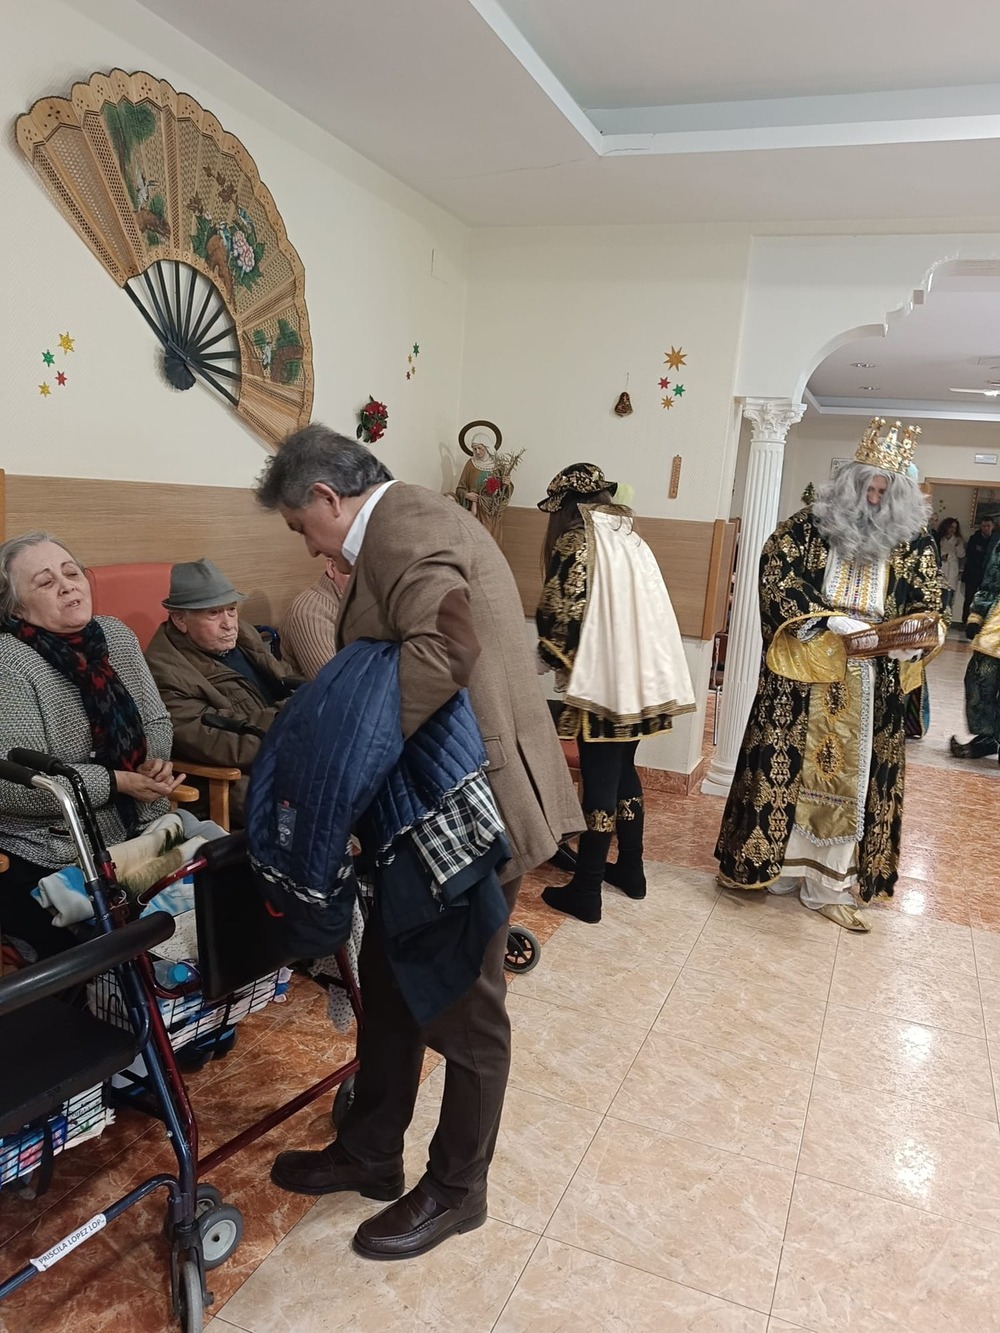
{"left": 357, "top": 396, "right": 388, "bottom": 445}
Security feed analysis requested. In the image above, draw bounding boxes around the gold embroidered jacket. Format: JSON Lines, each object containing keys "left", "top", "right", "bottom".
{"left": 715, "top": 509, "right": 941, "bottom": 901}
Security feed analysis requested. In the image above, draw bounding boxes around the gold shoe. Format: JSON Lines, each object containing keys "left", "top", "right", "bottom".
{"left": 818, "top": 904, "right": 871, "bottom": 933}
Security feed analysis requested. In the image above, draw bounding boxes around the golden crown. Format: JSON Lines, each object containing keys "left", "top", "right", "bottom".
{"left": 854, "top": 417, "right": 921, "bottom": 475}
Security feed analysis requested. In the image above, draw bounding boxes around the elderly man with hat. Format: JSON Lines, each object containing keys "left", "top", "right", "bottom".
{"left": 145, "top": 559, "right": 298, "bottom": 826}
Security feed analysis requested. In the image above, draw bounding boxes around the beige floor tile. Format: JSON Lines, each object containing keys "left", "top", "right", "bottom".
{"left": 829, "top": 946, "right": 985, "bottom": 1037}
{"left": 816, "top": 1005, "right": 997, "bottom": 1122}
{"left": 494, "top": 1237, "right": 769, "bottom": 1331}
{"left": 766, "top": 1323, "right": 811, "bottom": 1332}
{"left": 710, "top": 887, "right": 840, "bottom": 947}
{"left": 609, "top": 1030, "right": 812, "bottom": 1169}
{"left": 654, "top": 968, "right": 826, "bottom": 1073}
{"left": 684, "top": 920, "right": 835, "bottom": 1001}
{"left": 405, "top": 1076, "right": 601, "bottom": 1234}
{"left": 509, "top": 922, "right": 680, "bottom": 1027}
{"left": 974, "top": 975, "right": 1000, "bottom": 1046}
{"left": 973, "top": 928, "right": 1000, "bottom": 981}
{"left": 633, "top": 864, "right": 722, "bottom": 920}
{"left": 773, "top": 1175, "right": 1000, "bottom": 1332}
{"left": 545, "top": 1117, "right": 793, "bottom": 1312}
{"left": 217, "top": 1199, "right": 538, "bottom": 1333}
{"left": 842, "top": 910, "right": 976, "bottom": 977}
{"left": 507, "top": 992, "right": 650, "bottom": 1113}
{"left": 799, "top": 1076, "right": 1000, "bottom": 1231}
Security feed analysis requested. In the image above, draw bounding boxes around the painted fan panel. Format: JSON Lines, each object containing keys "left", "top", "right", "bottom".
{"left": 16, "top": 70, "right": 313, "bottom": 448}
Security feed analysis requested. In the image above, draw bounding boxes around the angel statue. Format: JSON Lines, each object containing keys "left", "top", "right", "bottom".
{"left": 452, "top": 420, "right": 523, "bottom": 542}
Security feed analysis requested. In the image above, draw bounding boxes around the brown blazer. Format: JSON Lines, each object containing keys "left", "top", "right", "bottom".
{"left": 337, "top": 483, "right": 582, "bottom": 881}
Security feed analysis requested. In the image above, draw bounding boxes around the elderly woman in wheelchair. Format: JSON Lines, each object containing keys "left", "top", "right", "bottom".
{"left": 0, "top": 532, "right": 187, "bottom": 958}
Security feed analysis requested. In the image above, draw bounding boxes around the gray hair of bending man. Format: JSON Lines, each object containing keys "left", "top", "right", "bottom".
{"left": 0, "top": 531, "right": 85, "bottom": 620}
{"left": 811, "top": 462, "right": 930, "bottom": 562}
{"left": 255, "top": 424, "right": 394, "bottom": 511}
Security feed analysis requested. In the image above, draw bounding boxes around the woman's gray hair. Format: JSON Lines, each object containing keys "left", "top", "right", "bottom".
{"left": 0, "top": 532, "right": 85, "bottom": 620}
{"left": 811, "top": 462, "right": 931, "bottom": 561}
{"left": 255, "top": 423, "right": 394, "bottom": 511}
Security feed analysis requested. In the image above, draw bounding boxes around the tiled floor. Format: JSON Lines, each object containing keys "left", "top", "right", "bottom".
{"left": 2, "top": 641, "right": 999, "bottom": 1332}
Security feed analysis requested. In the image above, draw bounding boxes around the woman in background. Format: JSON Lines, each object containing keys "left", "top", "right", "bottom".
{"left": 280, "top": 557, "right": 349, "bottom": 679}
{"left": 936, "top": 516, "right": 965, "bottom": 615}
{"left": 0, "top": 532, "right": 184, "bottom": 956}
{"left": 535, "top": 464, "right": 695, "bottom": 923}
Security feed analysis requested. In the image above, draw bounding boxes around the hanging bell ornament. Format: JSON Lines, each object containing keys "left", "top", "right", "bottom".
{"left": 614, "top": 390, "right": 633, "bottom": 417}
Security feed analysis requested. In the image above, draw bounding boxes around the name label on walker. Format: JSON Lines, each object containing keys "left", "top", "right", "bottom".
{"left": 31, "top": 1213, "right": 107, "bottom": 1271}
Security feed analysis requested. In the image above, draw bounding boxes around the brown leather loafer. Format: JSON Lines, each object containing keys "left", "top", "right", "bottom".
{"left": 352, "top": 1184, "right": 487, "bottom": 1260}
{"left": 270, "top": 1141, "right": 404, "bottom": 1200}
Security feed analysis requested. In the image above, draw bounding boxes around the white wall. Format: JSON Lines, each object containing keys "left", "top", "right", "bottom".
{"left": 780, "top": 412, "right": 1000, "bottom": 520}
{"left": 460, "top": 226, "right": 752, "bottom": 523}
{"left": 3, "top": 0, "right": 470, "bottom": 489}
{"left": 460, "top": 226, "right": 751, "bottom": 774}
{"left": 738, "top": 234, "right": 1000, "bottom": 402}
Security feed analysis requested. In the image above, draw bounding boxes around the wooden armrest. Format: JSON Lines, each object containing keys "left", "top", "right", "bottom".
{"left": 175, "top": 761, "right": 242, "bottom": 782}
{"left": 0, "top": 853, "right": 9, "bottom": 874}
{"left": 170, "top": 784, "right": 201, "bottom": 805}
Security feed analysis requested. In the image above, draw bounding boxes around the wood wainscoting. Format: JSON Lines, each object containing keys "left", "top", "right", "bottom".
{"left": 0, "top": 471, "right": 318, "bottom": 627}
{"left": 500, "top": 505, "right": 738, "bottom": 640}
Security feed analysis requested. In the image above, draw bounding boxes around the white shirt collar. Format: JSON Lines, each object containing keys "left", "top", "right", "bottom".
{"left": 341, "top": 480, "right": 396, "bottom": 567}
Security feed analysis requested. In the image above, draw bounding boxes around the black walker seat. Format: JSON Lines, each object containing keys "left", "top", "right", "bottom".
{"left": 0, "top": 915, "right": 174, "bottom": 1137}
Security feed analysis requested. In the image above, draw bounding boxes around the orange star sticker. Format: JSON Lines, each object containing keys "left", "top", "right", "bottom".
{"left": 664, "top": 346, "right": 686, "bottom": 371}
{"left": 661, "top": 395, "right": 674, "bottom": 409}
{"left": 58, "top": 333, "right": 75, "bottom": 354}
{"left": 39, "top": 382, "right": 51, "bottom": 396}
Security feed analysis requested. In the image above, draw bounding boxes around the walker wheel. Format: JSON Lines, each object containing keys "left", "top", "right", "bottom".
{"left": 177, "top": 1255, "right": 205, "bottom": 1332}
{"left": 198, "top": 1203, "right": 244, "bottom": 1270}
{"left": 331, "top": 1074, "right": 356, "bottom": 1130}
{"left": 164, "top": 1183, "right": 224, "bottom": 1241}
{"left": 504, "top": 926, "right": 540, "bottom": 974}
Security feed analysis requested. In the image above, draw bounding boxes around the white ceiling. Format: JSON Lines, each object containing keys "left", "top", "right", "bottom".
{"left": 809, "top": 270, "right": 1000, "bottom": 421}
{"left": 137, "top": 0, "right": 1000, "bottom": 228}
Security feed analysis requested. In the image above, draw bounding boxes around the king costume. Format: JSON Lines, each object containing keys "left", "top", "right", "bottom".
{"left": 715, "top": 420, "right": 942, "bottom": 925}
{"left": 956, "top": 544, "right": 1000, "bottom": 758}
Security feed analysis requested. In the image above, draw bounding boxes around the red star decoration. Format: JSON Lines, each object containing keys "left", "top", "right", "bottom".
{"left": 56, "top": 371, "right": 67, "bottom": 386}
{"left": 659, "top": 377, "right": 670, "bottom": 390}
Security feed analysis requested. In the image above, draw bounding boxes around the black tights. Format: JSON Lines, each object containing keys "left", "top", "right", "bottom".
{"left": 577, "top": 736, "right": 642, "bottom": 829}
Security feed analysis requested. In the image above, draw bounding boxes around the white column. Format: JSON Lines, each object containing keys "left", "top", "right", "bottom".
{"left": 702, "top": 397, "right": 805, "bottom": 797}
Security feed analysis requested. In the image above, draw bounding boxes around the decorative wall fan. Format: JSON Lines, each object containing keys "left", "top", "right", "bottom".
{"left": 16, "top": 70, "right": 313, "bottom": 448}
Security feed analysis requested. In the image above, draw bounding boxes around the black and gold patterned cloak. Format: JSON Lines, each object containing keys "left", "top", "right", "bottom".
{"left": 715, "top": 508, "right": 941, "bottom": 901}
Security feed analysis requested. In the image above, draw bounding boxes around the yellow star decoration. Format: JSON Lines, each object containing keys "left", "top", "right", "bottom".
{"left": 664, "top": 346, "right": 686, "bottom": 371}
{"left": 661, "top": 395, "right": 673, "bottom": 409}
{"left": 39, "top": 382, "right": 51, "bottom": 397}
{"left": 58, "top": 333, "right": 75, "bottom": 354}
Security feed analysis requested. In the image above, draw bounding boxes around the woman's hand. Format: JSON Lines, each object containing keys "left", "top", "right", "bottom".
{"left": 115, "top": 767, "right": 188, "bottom": 804}
{"left": 138, "top": 757, "right": 174, "bottom": 784}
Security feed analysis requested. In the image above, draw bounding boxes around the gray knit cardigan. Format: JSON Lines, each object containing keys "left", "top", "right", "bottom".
{"left": 0, "top": 616, "right": 173, "bottom": 867}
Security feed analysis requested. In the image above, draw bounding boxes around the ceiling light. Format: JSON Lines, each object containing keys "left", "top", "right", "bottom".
{"left": 851, "top": 362, "right": 877, "bottom": 368}
{"left": 858, "top": 385, "right": 881, "bottom": 391}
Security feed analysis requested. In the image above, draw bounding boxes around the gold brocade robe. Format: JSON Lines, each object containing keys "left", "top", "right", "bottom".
{"left": 715, "top": 509, "right": 941, "bottom": 902}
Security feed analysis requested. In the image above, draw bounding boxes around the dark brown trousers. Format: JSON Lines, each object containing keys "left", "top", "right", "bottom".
{"left": 336, "top": 877, "right": 520, "bottom": 1209}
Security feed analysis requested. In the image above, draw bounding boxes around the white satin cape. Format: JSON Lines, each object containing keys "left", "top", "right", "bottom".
{"left": 564, "top": 508, "right": 696, "bottom": 725}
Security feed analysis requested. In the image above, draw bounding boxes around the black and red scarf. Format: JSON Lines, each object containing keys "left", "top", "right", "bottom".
{"left": 7, "top": 617, "right": 147, "bottom": 772}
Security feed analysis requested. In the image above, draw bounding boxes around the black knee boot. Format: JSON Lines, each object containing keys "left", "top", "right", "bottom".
{"left": 605, "top": 797, "right": 646, "bottom": 899}
{"left": 542, "top": 828, "right": 611, "bottom": 924}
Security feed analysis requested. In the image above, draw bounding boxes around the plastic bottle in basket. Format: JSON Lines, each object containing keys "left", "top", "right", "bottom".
{"left": 272, "top": 965, "right": 293, "bottom": 1004}
{"left": 152, "top": 958, "right": 199, "bottom": 988}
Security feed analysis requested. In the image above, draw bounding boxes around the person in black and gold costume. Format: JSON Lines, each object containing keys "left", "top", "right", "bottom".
{"left": 715, "top": 420, "right": 942, "bottom": 932}
{"left": 535, "top": 464, "right": 695, "bottom": 923}
{"left": 951, "top": 542, "right": 1000, "bottom": 761}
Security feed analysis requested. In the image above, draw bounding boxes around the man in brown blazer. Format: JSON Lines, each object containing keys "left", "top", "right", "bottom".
{"left": 255, "top": 425, "right": 581, "bottom": 1260}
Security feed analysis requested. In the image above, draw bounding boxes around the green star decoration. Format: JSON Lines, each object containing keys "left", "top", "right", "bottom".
{"left": 412, "top": 343, "right": 420, "bottom": 356}
{"left": 42, "top": 350, "right": 55, "bottom": 365}
{"left": 673, "top": 384, "right": 685, "bottom": 396}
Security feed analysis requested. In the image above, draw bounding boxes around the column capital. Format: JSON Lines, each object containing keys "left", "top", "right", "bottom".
{"left": 742, "top": 397, "right": 806, "bottom": 441}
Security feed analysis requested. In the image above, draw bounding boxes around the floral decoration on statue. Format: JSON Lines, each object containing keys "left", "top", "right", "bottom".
{"left": 356, "top": 396, "right": 389, "bottom": 444}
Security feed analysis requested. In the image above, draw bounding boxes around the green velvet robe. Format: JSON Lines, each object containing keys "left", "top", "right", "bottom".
{"left": 715, "top": 508, "right": 941, "bottom": 901}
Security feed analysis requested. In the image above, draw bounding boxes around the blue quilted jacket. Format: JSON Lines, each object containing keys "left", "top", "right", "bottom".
{"left": 245, "top": 639, "right": 509, "bottom": 1022}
